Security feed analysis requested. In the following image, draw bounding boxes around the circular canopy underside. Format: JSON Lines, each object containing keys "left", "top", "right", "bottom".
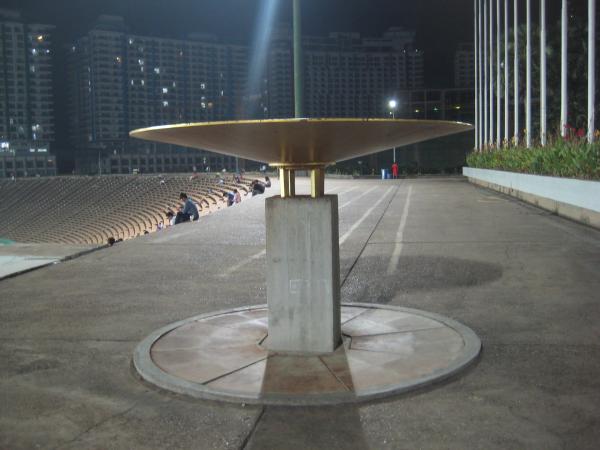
{"left": 130, "top": 118, "right": 473, "bottom": 166}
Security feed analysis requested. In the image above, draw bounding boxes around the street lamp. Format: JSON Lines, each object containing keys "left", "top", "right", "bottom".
{"left": 388, "top": 99, "right": 398, "bottom": 163}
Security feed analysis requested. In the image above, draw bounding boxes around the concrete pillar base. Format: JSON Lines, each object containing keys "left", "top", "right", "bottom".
{"left": 265, "top": 195, "right": 341, "bottom": 353}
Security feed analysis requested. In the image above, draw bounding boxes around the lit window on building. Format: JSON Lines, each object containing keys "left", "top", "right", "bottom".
{"left": 31, "top": 48, "right": 38, "bottom": 55}
{"left": 163, "top": 101, "right": 169, "bottom": 107}
{"left": 129, "top": 38, "right": 134, "bottom": 45}
{"left": 141, "top": 80, "right": 145, "bottom": 86}
{"left": 154, "top": 67, "right": 160, "bottom": 74}
{"left": 36, "top": 35, "right": 44, "bottom": 42}
{"left": 115, "top": 56, "right": 122, "bottom": 63}
{"left": 172, "top": 82, "right": 176, "bottom": 88}
{"left": 201, "top": 102, "right": 206, "bottom": 109}
{"left": 162, "top": 87, "right": 168, "bottom": 94}
{"left": 200, "top": 83, "right": 206, "bottom": 90}
{"left": 138, "top": 58, "right": 144, "bottom": 65}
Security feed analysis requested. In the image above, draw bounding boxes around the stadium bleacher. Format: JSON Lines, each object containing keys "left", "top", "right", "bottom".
{"left": 0, "top": 174, "right": 251, "bottom": 245}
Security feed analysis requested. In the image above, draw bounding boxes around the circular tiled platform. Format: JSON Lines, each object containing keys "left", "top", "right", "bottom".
{"left": 134, "top": 303, "right": 481, "bottom": 405}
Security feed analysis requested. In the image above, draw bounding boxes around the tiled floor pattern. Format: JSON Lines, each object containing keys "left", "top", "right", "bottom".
{"left": 150, "top": 305, "right": 469, "bottom": 399}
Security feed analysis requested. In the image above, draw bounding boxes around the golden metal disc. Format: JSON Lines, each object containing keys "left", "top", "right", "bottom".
{"left": 130, "top": 118, "right": 473, "bottom": 166}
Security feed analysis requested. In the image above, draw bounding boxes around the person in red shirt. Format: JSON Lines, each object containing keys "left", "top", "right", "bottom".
{"left": 391, "top": 162, "right": 399, "bottom": 179}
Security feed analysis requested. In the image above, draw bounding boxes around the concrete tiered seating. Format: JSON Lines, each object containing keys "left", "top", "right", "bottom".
{"left": 0, "top": 174, "right": 252, "bottom": 245}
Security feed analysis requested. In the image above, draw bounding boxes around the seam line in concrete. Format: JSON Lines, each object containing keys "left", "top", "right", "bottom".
{"left": 50, "top": 398, "right": 144, "bottom": 450}
{"left": 346, "top": 325, "right": 446, "bottom": 339}
{"left": 318, "top": 356, "right": 352, "bottom": 391}
{"left": 201, "top": 356, "right": 269, "bottom": 386}
{"left": 240, "top": 406, "right": 266, "bottom": 450}
{"left": 341, "top": 308, "right": 371, "bottom": 325}
{"left": 341, "top": 185, "right": 399, "bottom": 287}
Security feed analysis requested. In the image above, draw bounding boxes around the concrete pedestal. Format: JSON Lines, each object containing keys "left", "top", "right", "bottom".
{"left": 265, "top": 195, "right": 341, "bottom": 353}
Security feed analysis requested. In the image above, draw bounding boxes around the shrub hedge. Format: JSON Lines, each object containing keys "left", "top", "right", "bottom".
{"left": 466, "top": 139, "right": 600, "bottom": 180}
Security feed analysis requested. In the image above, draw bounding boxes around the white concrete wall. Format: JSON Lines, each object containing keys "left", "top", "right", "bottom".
{"left": 463, "top": 168, "right": 600, "bottom": 212}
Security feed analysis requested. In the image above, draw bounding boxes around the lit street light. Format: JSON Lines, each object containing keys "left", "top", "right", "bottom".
{"left": 388, "top": 99, "right": 398, "bottom": 163}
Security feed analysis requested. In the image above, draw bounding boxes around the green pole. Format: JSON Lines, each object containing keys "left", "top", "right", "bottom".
{"left": 293, "top": 0, "right": 304, "bottom": 118}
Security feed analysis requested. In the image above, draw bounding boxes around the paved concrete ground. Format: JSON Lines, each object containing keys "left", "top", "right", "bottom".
{"left": 1, "top": 177, "right": 599, "bottom": 449}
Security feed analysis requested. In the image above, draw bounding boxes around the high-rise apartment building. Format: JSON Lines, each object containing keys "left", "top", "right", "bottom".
{"left": 68, "top": 17, "right": 424, "bottom": 174}
{"left": 454, "top": 42, "right": 475, "bottom": 88}
{"left": 266, "top": 25, "right": 424, "bottom": 118}
{"left": 0, "top": 9, "right": 56, "bottom": 177}
{"left": 67, "top": 16, "right": 248, "bottom": 174}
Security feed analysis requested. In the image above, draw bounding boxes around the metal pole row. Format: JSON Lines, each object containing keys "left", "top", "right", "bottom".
{"left": 526, "top": 0, "right": 532, "bottom": 148}
{"left": 496, "top": 0, "right": 501, "bottom": 147}
{"left": 504, "top": 0, "right": 510, "bottom": 146}
{"left": 475, "top": 0, "right": 479, "bottom": 149}
{"left": 483, "top": 0, "right": 488, "bottom": 147}
{"left": 489, "top": 0, "right": 495, "bottom": 148}
{"left": 588, "top": 0, "right": 596, "bottom": 143}
{"left": 513, "top": 0, "right": 519, "bottom": 145}
{"left": 474, "top": 0, "right": 597, "bottom": 149}
{"left": 540, "top": 0, "right": 547, "bottom": 146}
{"left": 560, "top": 0, "right": 568, "bottom": 138}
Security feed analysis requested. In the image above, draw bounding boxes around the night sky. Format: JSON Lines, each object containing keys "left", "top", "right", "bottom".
{"left": 0, "top": 0, "right": 476, "bottom": 87}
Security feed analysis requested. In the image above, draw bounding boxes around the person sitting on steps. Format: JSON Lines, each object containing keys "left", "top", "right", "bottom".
{"left": 174, "top": 193, "right": 199, "bottom": 224}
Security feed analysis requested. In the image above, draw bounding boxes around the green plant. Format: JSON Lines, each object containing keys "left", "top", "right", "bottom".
{"left": 467, "top": 138, "right": 600, "bottom": 180}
